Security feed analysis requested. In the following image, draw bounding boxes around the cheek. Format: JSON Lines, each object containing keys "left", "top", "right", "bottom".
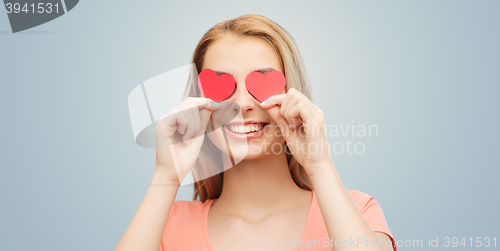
{"left": 261, "top": 123, "right": 286, "bottom": 144}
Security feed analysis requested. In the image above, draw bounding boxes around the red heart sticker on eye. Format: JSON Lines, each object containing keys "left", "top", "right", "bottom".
{"left": 198, "top": 69, "right": 236, "bottom": 102}
{"left": 246, "top": 71, "right": 286, "bottom": 102}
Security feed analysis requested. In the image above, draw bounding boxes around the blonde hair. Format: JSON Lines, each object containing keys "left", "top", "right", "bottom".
{"left": 184, "top": 14, "right": 313, "bottom": 202}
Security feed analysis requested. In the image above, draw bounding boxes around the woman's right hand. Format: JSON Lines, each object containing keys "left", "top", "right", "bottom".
{"left": 154, "top": 97, "right": 220, "bottom": 185}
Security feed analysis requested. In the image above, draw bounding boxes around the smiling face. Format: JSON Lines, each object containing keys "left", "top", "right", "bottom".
{"left": 202, "top": 34, "right": 286, "bottom": 160}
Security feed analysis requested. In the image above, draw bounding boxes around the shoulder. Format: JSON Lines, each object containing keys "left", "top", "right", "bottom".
{"left": 163, "top": 200, "right": 211, "bottom": 236}
{"left": 161, "top": 200, "right": 212, "bottom": 250}
{"left": 171, "top": 199, "right": 207, "bottom": 211}
{"left": 347, "top": 190, "right": 395, "bottom": 248}
{"left": 347, "top": 189, "right": 377, "bottom": 213}
{"left": 345, "top": 190, "right": 391, "bottom": 229}
{"left": 164, "top": 199, "right": 212, "bottom": 231}
{"left": 168, "top": 200, "right": 209, "bottom": 222}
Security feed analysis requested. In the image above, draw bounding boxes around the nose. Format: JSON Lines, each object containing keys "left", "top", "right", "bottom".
{"left": 228, "top": 81, "right": 257, "bottom": 115}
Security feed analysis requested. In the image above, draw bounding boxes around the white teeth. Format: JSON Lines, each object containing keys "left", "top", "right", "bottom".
{"left": 228, "top": 124, "right": 265, "bottom": 134}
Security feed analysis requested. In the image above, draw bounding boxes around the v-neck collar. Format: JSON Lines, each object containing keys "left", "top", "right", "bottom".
{"left": 202, "top": 190, "right": 316, "bottom": 251}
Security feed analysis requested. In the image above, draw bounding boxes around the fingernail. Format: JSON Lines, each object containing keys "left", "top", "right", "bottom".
{"left": 260, "top": 100, "right": 267, "bottom": 106}
{"left": 289, "top": 125, "right": 294, "bottom": 129}
{"left": 187, "top": 138, "right": 191, "bottom": 144}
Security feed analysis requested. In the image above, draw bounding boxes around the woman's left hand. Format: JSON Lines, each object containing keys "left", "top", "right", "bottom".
{"left": 260, "top": 88, "right": 333, "bottom": 178}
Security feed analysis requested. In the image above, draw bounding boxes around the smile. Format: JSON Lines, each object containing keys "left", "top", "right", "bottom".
{"left": 226, "top": 124, "right": 266, "bottom": 134}
{"left": 223, "top": 121, "right": 270, "bottom": 140}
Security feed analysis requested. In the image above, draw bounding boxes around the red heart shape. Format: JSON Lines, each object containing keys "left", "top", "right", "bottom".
{"left": 245, "top": 71, "right": 286, "bottom": 102}
{"left": 198, "top": 69, "right": 236, "bottom": 102}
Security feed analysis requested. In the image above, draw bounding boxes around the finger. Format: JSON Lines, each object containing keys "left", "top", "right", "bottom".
{"left": 182, "top": 97, "right": 221, "bottom": 111}
{"left": 182, "top": 109, "right": 196, "bottom": 144}
{"left": 281, "top": 93, "right": 300, "bottom": 127}
{"left": 259, "top": 94, "right": 286, "bottom": 108}
{"left": 280, "top": 88, "right": 299, "bottom": 116}
{"left": 174, "top": 112, "right": 188, "bottom": 136}
{"left": 287, "top": 102, "right": 305, "bottom": 128}
{"left": 295, "top": 99, "right": 318, "bottom": 123}
{"left": 189, "top": 105, "right": 201, "bottom": 137}
{"left": 266, "top": 106, "right": 292, "bottom": 137}
{"left": 155, "top": 117, "right": 168, "bottom": 148}
{"left": 160, "top": 109, "right": 187, "bottom": 138}
{"left": 199, "top": 108, "right": 212, "bottom": 134}
{"left": 199, "top": 99, "right": 221, "bottom": 111}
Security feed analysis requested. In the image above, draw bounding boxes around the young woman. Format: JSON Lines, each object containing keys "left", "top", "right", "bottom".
{"left": 115, "top": 15, "right": 396, "bottom": 251}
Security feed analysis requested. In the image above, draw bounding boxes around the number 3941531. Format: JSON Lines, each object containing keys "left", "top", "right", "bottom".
{"left": 5, "top": 3, "right": 59, "bottom": 14}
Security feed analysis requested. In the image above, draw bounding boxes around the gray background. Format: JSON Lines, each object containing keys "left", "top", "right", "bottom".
{"left": 1, "top": 0, "right": 498, "bottom": 250}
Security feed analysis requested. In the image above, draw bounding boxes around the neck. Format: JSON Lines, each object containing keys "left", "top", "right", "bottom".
{"left": 216, "top": 145, "right": 309, "bottom": 216}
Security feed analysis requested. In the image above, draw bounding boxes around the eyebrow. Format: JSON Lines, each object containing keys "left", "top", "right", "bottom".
{"left": 213, "top": 70, "right": 231, "bottom": 76}
{"left": 213, "top": 67, "right": 277, "bottom": 76}
{"left": 254, "top": 67, "right": 276, "bottom": 75}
